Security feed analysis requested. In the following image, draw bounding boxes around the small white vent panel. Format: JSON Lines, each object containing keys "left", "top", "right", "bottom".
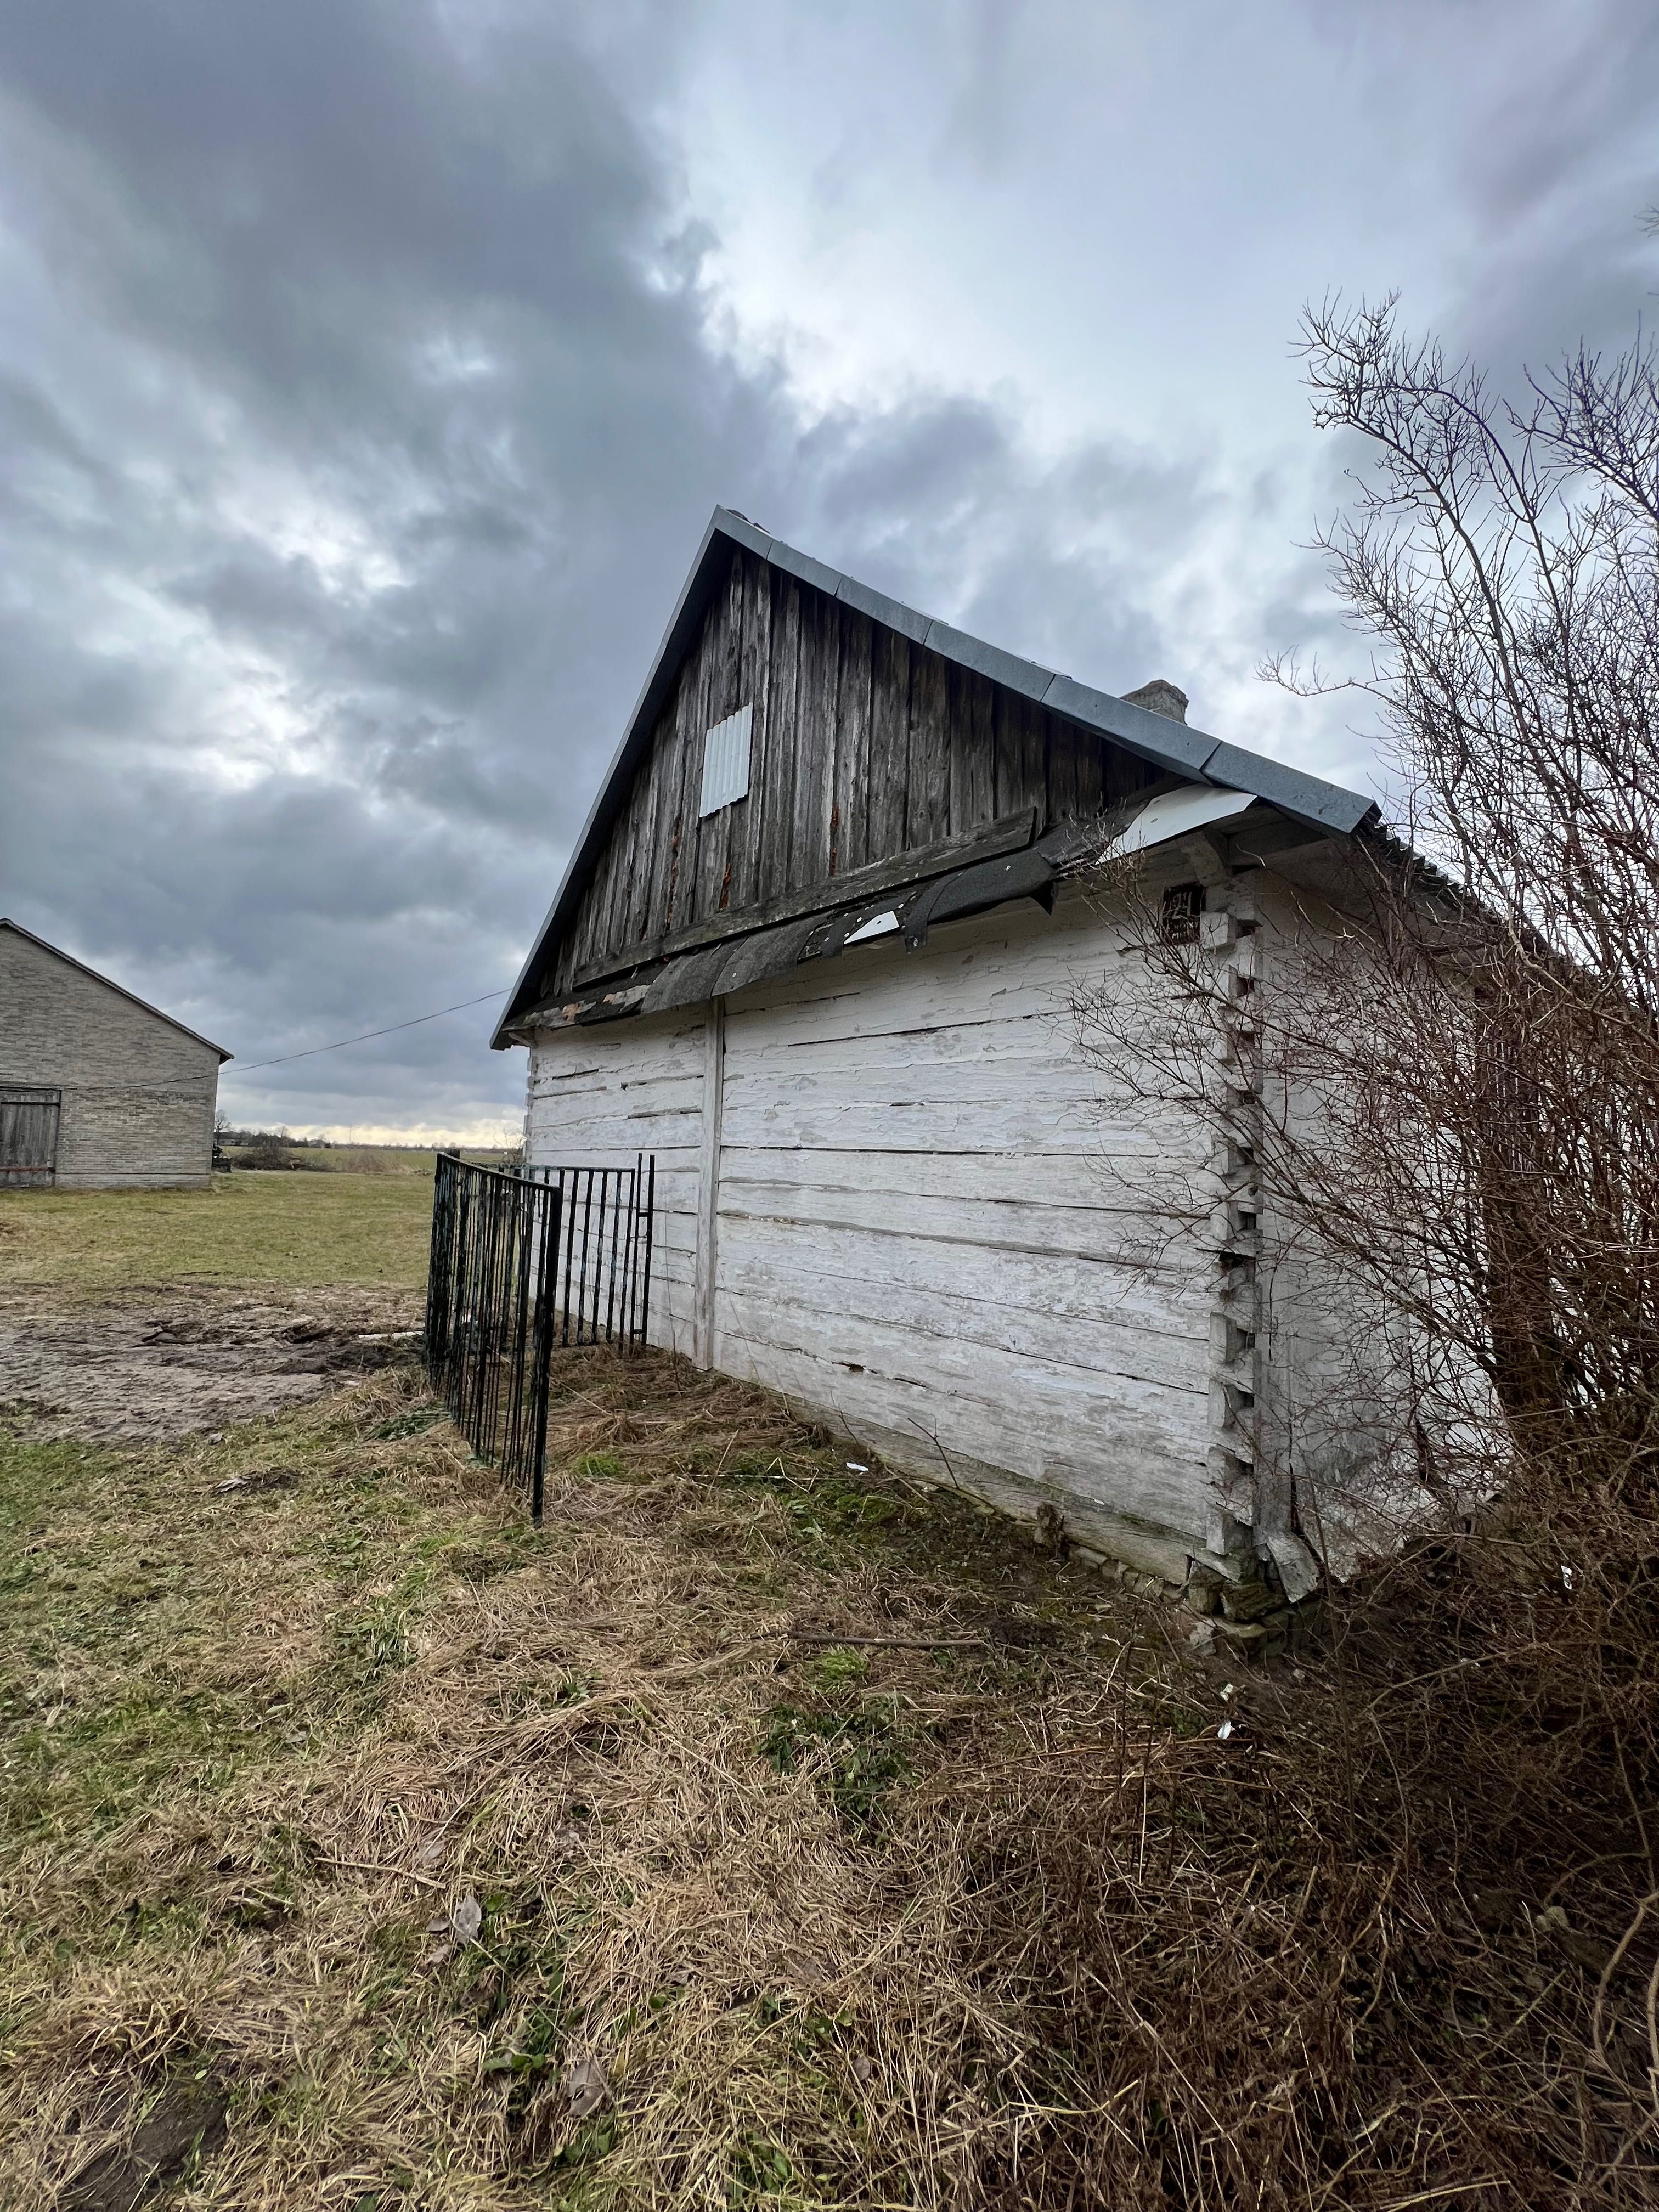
{"left": 698, "top": 703, "right": 753, "bottom": 816}
{"left": 843, "top": 910, "right": 899, "bottom": 945}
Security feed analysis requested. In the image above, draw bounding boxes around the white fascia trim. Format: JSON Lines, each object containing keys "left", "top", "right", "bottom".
{"left": 1108, "top": 786, "right": 1255, "bottom": 857}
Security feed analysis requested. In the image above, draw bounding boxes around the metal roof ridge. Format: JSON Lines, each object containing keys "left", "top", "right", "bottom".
{"left": 748, "top": 511, "right": 1371, "bottom": 827}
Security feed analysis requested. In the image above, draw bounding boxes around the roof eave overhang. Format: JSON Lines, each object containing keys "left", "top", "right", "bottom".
{"left": 510, "top": 793, "right": 1369, "bottom": 1037}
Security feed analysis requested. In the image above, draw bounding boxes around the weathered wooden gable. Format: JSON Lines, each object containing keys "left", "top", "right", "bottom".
{"left": 544, "top": 545, "right": 1164, "bottom": 997}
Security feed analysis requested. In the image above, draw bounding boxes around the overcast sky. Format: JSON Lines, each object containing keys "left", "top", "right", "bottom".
{"left": 2, "top": 0, "right": 1655, "bottom": 1140}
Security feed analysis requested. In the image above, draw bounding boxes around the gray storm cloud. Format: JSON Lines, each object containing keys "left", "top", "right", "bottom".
{"left": 0, "top": 0, "right": 1653, "bottom": 1134}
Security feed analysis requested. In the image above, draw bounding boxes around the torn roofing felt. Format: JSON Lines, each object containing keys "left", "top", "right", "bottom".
{"left": 494, "top": 507, "right": 1377, "bottom": 1047}
{"left": 510, "top": 802, "right": 1294, "bottom": 1037}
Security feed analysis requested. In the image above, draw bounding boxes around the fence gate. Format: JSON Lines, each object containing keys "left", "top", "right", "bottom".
{"left": 0, "top": 1087, "right": 62, "bottom": 1187}
{"left": 424, "top": 1152, "right": 655, "bottom": 1521}
{"left": 523, "top": 1155, "right": 656, "bottom": 1350}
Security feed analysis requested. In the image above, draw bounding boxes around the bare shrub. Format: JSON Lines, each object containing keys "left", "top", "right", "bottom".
{"left": 1065, "top": 293, "right": 1659, "bottom": 2201}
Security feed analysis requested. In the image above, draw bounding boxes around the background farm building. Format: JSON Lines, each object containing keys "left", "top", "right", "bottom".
{"left": 0, "top": 918, "right": 229, "bottom": 1192}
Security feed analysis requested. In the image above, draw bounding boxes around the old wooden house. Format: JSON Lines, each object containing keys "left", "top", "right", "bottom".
{"left": 0, "top": 918, "right": 230, "bottom": 1189}
{"left": 494, "top": 511, "right": 1379, "bottom": 1592}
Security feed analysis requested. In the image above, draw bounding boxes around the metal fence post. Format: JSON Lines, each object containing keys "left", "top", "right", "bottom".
{"left": 529, "top": 1183, "right": 561, "bottom": 1523}
{"left": 637, "top": 1152, "right": 656, "bottom": 1347}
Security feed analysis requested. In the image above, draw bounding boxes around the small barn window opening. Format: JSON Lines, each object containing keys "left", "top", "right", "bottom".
{"left": 699, "top": 703, "right": 753, "bottom": 816}
{"left": 1160, "top": 882, "right": 1204, "bottom": 944}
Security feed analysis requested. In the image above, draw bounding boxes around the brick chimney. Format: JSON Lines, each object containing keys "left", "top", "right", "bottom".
{"left": 1122, "top": 678, "right": 1189, "bottom": 724}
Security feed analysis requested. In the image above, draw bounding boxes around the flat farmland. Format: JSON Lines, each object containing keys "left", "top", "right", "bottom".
{"left": 0, "top": 1168, "right": 435, "bottom": 1295}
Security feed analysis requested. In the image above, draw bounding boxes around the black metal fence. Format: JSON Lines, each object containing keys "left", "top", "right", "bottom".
{"left": 523, "top": 1155, "right": 656, "bottom": 1350}
{"left": 424, "top": 1151, "right": 655, "bottom": 1520}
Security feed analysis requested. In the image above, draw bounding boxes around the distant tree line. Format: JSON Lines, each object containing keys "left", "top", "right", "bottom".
{"left": 210, "top": 1115, "right": 510, "bottom": 1171}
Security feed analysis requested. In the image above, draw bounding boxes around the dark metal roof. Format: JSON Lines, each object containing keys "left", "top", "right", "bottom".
{"left": 494, "top": 507, "right": 1377, "bottom": 1046}
{"left": 0, "top": 917, "right": 234, "bottom": 1059}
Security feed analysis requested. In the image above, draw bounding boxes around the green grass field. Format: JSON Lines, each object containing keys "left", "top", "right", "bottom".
{"left": 0, "top": 1170, "right": 435, "bottom": 1292}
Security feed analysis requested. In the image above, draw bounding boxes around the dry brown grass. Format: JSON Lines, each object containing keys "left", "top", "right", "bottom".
{"left": 2, "top": 1348, "right": 1655, "bottom": 2209}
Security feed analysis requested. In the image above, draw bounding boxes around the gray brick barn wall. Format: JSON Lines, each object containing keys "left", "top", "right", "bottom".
{"left": 0, "top": 929, "right": 222, "bottom": 1189}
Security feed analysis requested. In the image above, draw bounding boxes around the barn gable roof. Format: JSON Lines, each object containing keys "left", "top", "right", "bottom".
{"left": 0, "top": 918, "right": 233, "bottom": 1060}
{"left": 494, "top": 507, "right": 1376, "bottom": 1046}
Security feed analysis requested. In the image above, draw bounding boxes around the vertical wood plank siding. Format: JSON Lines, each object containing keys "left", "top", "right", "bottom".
{"left": 867, "top": 622, "right": 911, "bottom": 868}
{"left": 545, "top": 549, "right": 1164, "bottom": 996}
{"left": 759, "top": 573, "right": 802, "bottom": 910}
{"left": 833, "top": 611, "right": 873, "bottom": 875}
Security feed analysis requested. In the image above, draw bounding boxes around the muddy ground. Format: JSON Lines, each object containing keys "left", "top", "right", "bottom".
{"left": 0, "top": 1285, "right": 424, "bottom": 1442}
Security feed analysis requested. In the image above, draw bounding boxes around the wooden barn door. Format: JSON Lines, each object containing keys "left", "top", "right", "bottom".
{"left": 0, "top": 1086, "right": 62, "bottom": 1186}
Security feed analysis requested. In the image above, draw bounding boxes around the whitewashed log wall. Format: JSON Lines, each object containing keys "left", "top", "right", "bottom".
{"left": 523, "top": 1009, "right": 707, "bottom": 1359}
{"left": 1245, "top": 871, "right": 1488, "bottom": 1586}
{"left": 526, "top": 888, "right": 1229, "bottom": 1578}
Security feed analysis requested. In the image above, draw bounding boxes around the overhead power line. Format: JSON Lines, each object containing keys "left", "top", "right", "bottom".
{"left": 233, "top": 989, "right": 512, "bottom": 1073}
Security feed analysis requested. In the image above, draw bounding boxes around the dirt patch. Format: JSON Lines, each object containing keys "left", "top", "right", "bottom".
{"left": 61, "top": 2076, "right": 229, "bottom": 2212}
{"left": 0, "top": 1286, "right": 422, "bottom": 1441}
